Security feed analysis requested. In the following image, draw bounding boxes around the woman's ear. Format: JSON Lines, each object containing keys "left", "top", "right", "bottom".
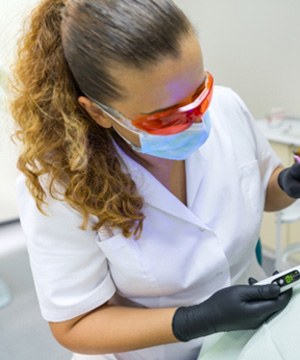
{"left": 78, "top": 96, "right": 112, "bottom": 128}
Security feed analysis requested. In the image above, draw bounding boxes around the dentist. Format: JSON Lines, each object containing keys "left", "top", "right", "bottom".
{"left": 11, "top": 1, "right": 299, "bottom": 359}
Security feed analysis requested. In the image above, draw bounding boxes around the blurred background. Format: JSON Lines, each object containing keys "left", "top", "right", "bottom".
{"left": 0, "top": 1, "right": 300, "bottom": 359}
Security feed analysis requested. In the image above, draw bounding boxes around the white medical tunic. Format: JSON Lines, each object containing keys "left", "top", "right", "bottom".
{"left": 16, "top": 86, "right": 281, "bottom": 360}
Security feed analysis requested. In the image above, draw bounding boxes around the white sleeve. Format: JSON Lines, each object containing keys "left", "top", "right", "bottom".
{"left": 16, "top": 175, "right": 116, "bottom": 322}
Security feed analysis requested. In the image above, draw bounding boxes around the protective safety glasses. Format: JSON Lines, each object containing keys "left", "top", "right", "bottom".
{"left": 93, "top": 71, "right": 214, "bottom": 136}
{"left": 132, "top": 71, "right": 214, "bottom": 135}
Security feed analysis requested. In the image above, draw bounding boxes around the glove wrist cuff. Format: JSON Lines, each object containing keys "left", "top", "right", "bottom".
{"left": 172, "top": 307, "right": 191, "bottom": 342}
{"left": 277, "top": 169, "right": 287, "bottom": 192}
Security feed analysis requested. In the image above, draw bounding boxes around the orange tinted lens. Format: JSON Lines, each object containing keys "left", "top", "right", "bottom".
{"left": 133, "top": 113, "right": 193, "bottom": 135}
{"left": 132, "top": 72, "right": 213, "bottom": 135}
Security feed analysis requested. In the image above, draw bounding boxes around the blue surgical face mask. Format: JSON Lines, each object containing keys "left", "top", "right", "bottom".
{"left": 129, "top": 111, "right": 211, "bottom": 160}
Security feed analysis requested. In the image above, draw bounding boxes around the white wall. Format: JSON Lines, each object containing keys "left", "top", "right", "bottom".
{"left": 0, "top": 0, "right": 299, "bottom": 221}
{"left": 0, "top": 0, "right": 39, "bottom": 222}
{"left": 0, "top": 67, "right": 19, "bottom": 222}
{"left": 0, "top": 0, "right": 39, "bottom": 66}
{"left": 174, "top": 0, "right": 300, "bottom": 118}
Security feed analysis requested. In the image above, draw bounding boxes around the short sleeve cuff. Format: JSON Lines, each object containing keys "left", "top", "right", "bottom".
{"left": 40, "top": 274, "right": 116, "bottom": 322}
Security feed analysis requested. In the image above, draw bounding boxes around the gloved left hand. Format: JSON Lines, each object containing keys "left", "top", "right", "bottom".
{"left": 278, "top": 162, "right": 300, "bottom": 198}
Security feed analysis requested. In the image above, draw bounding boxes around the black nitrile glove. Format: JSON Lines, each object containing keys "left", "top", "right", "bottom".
{"left": 172, "top": 283, "right": 292, "bottom": 342}
{"left": 278, "top": 163, "right": 300, "bottom": 198}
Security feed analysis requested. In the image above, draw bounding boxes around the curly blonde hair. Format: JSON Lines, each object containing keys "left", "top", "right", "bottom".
{"left": 10, "top": 0, "right": 192, "bottom": 238}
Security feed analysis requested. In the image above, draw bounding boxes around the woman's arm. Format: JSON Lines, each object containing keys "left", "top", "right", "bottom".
{"left": 265, "top": 166, "right": 295, "bottom": 211}
{"left": 49, "top": 304, "right": 178, "bottom": 355}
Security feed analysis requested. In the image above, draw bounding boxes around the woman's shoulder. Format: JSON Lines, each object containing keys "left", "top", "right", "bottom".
{"left": 211, "top": 85, "right": 256, "bottom": 134}
{"left": 211, "top": 85, "right": 247, "bottom": 113}
{"left": 16, "top": 174, "right": 91, "bottom": 226}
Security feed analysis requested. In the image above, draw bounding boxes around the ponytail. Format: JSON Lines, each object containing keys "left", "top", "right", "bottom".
{"left": 11, "top": 0, "right": 89, "bottom": 196}
{"left": 10, "top": 0, "right": 145, "bottom": 237}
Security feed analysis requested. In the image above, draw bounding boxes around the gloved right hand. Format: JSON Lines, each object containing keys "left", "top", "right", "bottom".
{"left": 172, "top": 283, "right": 292, "bottom": 342}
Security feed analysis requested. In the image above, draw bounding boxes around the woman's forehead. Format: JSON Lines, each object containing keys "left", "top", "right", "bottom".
{"left": 107, "top": 35, "right": 205, "bottom": 117}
